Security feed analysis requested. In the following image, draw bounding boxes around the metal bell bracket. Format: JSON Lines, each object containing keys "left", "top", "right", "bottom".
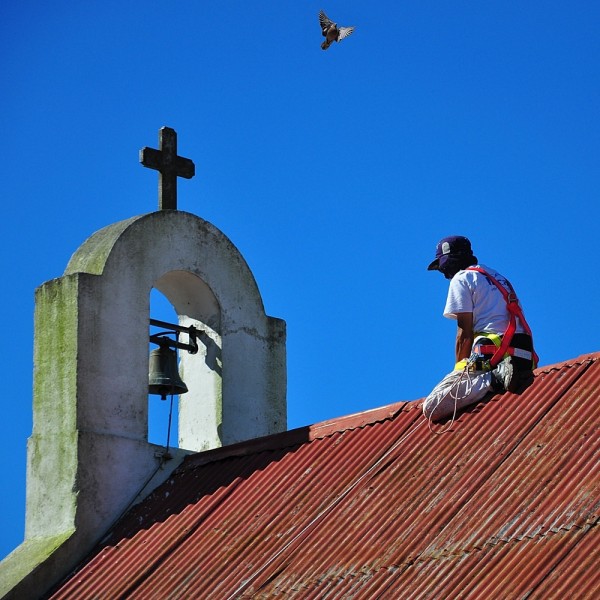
{"left": 149, "top": 318, "right": 199, "bottom": 354}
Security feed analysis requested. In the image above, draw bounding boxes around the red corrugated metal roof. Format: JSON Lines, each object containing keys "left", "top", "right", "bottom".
{"left": 49, "top": 353, "right": 600, "bottom": 599}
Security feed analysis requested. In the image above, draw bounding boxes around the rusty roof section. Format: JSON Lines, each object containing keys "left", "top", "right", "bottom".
{"left": 49, "top": 353, "right": 600, "bottom": 599}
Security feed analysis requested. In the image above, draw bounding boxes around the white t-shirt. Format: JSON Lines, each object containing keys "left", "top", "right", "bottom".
{"left": 443, "top": 264, "right": 525, "bottom": 334}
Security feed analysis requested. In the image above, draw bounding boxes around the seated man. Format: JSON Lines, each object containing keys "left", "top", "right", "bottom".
{"left": 424, "top": 236, "right": 537, "bottom": 422}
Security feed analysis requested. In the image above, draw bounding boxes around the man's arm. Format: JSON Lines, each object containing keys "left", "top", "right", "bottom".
{"left": 455, "top": 312, "right": 474, "bottom": 362}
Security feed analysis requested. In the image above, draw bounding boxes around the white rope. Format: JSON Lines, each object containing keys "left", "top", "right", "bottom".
{"left": 427, "top": 358, "right": 476, "bottom": 435}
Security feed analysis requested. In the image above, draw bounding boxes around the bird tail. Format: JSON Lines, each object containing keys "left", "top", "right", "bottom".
{"left": 321, "top": 40, "right": 330, "bottom": 50}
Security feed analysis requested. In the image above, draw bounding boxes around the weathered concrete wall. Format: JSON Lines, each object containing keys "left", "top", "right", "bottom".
{"left": 0, "top": 210, "right": 286, "bottom": 599}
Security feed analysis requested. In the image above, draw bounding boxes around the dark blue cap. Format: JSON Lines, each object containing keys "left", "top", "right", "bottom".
{"left": 427, "top": 236, "right": 473, "bottom": 271}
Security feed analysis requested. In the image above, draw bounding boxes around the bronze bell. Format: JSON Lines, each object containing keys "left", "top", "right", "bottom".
{"left": 148, "top": 345, "right": 189, "bottom": 400}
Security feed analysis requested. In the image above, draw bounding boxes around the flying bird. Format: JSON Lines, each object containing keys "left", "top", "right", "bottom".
{"left": 319, "top": 10, "right": 355, "bottom": 50}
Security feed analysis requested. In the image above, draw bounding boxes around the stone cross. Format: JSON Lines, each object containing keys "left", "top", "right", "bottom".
{"left": 140, "top": 126, "right": 195, "bottom": 210}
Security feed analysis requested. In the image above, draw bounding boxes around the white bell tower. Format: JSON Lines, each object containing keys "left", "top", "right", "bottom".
{"left": 0, "top": 127, "right": 286, "bottom": 600}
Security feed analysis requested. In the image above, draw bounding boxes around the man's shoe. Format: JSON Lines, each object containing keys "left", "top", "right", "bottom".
{"left": 491, "top": 356, "right": 514, "bottom": 393}
{"left": 492, "top": 356, "right": 535, "bottom": 394}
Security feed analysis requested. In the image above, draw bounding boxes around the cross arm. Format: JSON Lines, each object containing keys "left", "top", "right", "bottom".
{"left": 139, "top": 148, "right": 195, "bottom": 179}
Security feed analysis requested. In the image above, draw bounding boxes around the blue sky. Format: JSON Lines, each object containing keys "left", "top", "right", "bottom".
{"left": 1, "top": 1, "right": 599, "bottom": 561}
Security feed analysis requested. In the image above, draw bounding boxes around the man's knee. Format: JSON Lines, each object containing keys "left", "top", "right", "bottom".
{"left": 423, "top": 394, "right": 452, "bottom": 421}
{"left": 423, "top": 371, "right": 493, "bottom": 422}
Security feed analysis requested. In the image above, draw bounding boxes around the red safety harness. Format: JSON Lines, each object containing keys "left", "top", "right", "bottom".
{"left": 466, "top": 267, "right": 538, "bottom": 368}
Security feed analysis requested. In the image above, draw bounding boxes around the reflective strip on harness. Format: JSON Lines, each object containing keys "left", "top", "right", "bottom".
{"left": 513, "top": 347, "right": 533, "bottom": 360}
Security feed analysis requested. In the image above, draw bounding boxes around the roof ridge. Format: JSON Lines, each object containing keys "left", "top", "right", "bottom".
{"left": 307, "top": 400, "right": 416, "bottom": 438}
{"left": 535, "top": 351, "right": 598, "bottom": 374}
{"left": 174, "top": 352, "right": 599, "bottom": 473}
{"left": 176, "top": 401, "right": 417, "bottom": 472}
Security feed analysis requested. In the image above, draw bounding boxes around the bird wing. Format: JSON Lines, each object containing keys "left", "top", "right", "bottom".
{"left": 337, "top": 26, "right": 355, "bottom": 41}
{"left": 319, "top": 10, "right": 335, "bottom": 33}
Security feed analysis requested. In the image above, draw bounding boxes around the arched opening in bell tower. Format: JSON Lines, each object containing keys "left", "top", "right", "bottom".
{"left": 148, "top": 271, "right": 223, "bottom": 452}
{"left": 148, "top": 288, "right": 180, "bottom": 447}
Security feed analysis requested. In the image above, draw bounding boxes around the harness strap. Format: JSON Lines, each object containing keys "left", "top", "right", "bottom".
{"left": 475, "top": 344, "right": 534, "bottom": 361}
{"left": 466, "top": 267, "right": 539, "bottom": 368}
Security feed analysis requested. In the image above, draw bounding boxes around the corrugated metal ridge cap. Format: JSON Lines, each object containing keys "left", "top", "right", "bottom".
{"left": 534, "top": 351, "right": 598, "bottom": 374}
{"left": 308, "top": 398, "right": 419, "bottom": 436}
{"left": 177, "top": 400, "right": 417, "bottom": 472}
{"left": 174, "top": 351, "right": 599, "bottom": 473}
